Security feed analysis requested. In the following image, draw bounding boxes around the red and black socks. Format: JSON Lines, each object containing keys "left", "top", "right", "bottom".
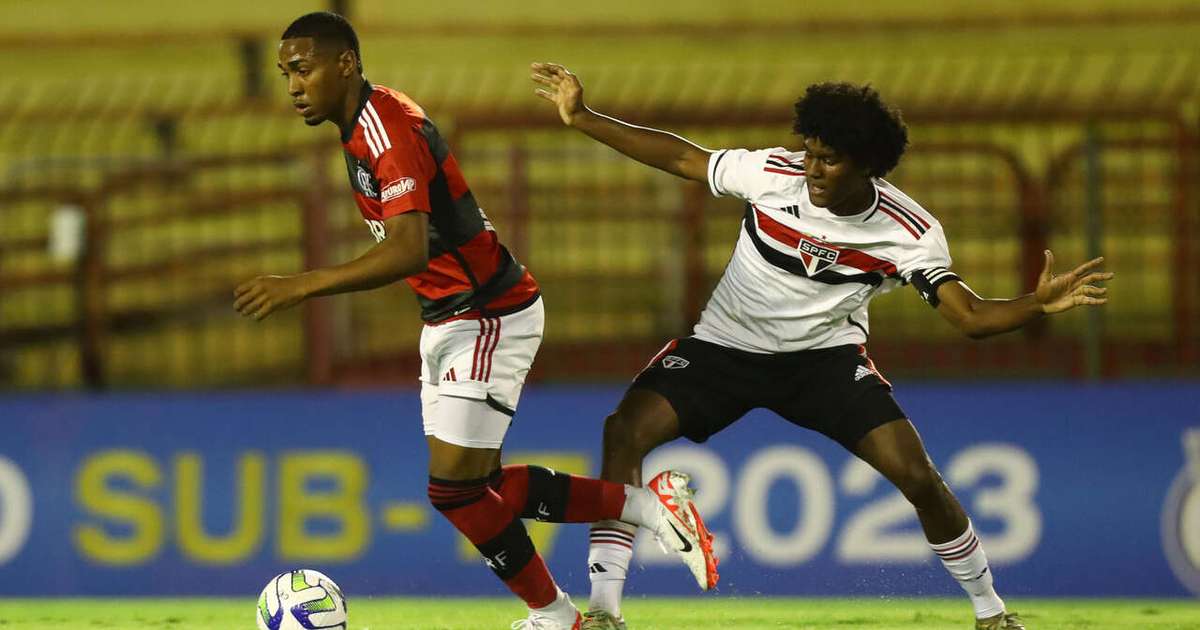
{"left": 428, "top": 475, "right": 557, "bottom": 608}
{"left": 490, "top": 464, "right": 627, "bottom": 523}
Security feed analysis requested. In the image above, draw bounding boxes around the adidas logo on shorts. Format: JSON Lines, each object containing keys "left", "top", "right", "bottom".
{"left": 854, "top": 365, "right": 873, "bottom": 381}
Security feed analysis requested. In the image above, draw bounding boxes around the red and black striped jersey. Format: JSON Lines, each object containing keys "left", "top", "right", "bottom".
{"left": 341, "top": 82, "right": 539, "bottom": 323}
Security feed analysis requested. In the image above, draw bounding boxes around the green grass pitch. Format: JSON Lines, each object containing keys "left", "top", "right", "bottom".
{"left": 0, "top": 597, "right": 1198, "bottom": 629}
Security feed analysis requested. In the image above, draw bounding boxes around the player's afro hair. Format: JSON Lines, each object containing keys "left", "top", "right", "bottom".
{"left": 282, "top": 11, "right": 362, "bottom": 73}
{"left": 792, "top": 83, "right": 908, "bottom": 178}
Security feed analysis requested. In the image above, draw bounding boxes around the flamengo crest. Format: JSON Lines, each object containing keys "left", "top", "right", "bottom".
{"left": 355, "top": 165, "right": 377, "bottom": 198}
{"left": 798, "top": 237, "right": 839, "bottom": 275}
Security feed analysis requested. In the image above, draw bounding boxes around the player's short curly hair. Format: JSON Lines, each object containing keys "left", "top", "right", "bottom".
{"left": 282, "top": 11, "right": 362, "bottom": 73}
{"left": 792, "top": 82, "right": 908, "bottom": 178}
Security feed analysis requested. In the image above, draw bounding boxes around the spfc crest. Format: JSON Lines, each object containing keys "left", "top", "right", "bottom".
{"left": 662, "top": 355, "right": 690, "bottom": 369}
{"left": 798, "top": 237, "right": 839, "bottom": 275}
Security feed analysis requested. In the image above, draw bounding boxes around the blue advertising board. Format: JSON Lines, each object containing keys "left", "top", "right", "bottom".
{"left": 0, "top": 383, "right": 1198, "bottom": 598}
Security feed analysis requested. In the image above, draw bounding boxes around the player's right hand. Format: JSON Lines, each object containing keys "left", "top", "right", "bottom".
{"left": 531, "top": 62, "right": 585, "bottom": 126}
{"left": 233, "top": 274, "right": 308, "bottom": 321}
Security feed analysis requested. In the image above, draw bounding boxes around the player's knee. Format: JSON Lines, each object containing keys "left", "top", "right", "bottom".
{"left": 603, "top": 410, "right": 652, "bottom": 457}
{"left": 426, "top": 475, "right": 489, "bottom": 513}
{"left": 891, "top": 461, "right": 944, "bottom": 506}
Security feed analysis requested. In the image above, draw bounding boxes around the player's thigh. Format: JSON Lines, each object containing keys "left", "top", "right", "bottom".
{"left": 608, "top": 387, "right": 684, "bottom": 451}
{"left": 425, "top": 389, "right": 514, "bottom": 449}
{"left": 629, "top": 337, "right": 754, "bottom": 444}
{"left": 425, "top": 410, "right": 505, "bottom": 481}
{"left": 852, "top": 418, "right": 940, "bottom": 493}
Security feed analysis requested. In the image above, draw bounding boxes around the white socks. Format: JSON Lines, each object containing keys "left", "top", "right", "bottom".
{"left": 531, "top": 587, "right": 578, "bottom": 625}
{"left": 619, "top": 484, "right": 659, "bottom": 527}
{"left": 930, "top": 522, "right": 1005, "bottom": 619}
{"left": 587, "top": 519, "right": 637, "bottom": 619}
{"left": 587, "top": 486, "right": 655, "bottom": 618}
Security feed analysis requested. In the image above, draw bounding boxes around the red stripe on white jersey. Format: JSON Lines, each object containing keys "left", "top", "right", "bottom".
{"left": 876, "top": 205, "right": 921, "bottom": 239}
{"left": 754, "top": 209, "right": 899, "bottom": 276}
{"left": 879, "top": 190, "right": 930, "bottom": 229}
{"left": 764, "top": 167, "right": 805, "bottom": 176}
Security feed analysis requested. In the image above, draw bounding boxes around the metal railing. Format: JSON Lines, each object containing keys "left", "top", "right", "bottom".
{"left": 2, "top": 104, "right": 1195, "bottom": 388}
{"left": 2, "top": 10, "right": 1198, "bottom": 388}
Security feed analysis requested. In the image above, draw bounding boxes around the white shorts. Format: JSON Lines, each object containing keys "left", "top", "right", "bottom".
{"left": 419, "top": 297, "right": 543, "bottom": 449}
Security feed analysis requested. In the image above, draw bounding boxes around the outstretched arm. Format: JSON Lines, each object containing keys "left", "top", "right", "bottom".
{"left": 531, "top": 62, "right": 710, "bottom": 183}
{"left": 234, "top": 212, "right": 427, "bottom": 321}
{"left": 935, "top": 250, "right": 1113, "bottom": 339}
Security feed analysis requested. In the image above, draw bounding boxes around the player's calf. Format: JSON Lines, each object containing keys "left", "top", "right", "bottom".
{"left": 490, "top": 464, "right": 626, "bottom": 522}
{"left": 427, "top": 475, "right": 559, "bottom": 609}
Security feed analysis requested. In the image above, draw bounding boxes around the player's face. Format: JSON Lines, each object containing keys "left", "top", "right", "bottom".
{"left": 802, "top": 137, "right": 873, "bottom": 213}
{"left": 278, "top": 37, "right": 345, "bottom": 127}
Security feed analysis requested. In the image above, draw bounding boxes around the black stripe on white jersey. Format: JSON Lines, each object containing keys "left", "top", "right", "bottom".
{"left": 847, "top": 314, "right": 869, "bottom": 337}
{"left": 709, "top": 150, "right": 729, "bottom": 196}
{"left": 910, "top": 266, "right": 961, "bottom": 307}
{"left": 741, "top": 204, "right": 897, "bottom": 287}
{"left": 879, "top": 197, "right": 927, "bottom": 236}
{"left": 765, "top": 158, "right": 803, "bottom": 172}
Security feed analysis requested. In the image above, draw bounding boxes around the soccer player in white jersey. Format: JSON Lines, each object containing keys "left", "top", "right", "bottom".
{"left": 532, "top": 62, "right": 1113, "bottom": 630}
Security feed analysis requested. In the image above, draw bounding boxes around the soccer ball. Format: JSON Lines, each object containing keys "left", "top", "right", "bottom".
{"left": 256, "top": 569, "right": 348, "bottom": 630}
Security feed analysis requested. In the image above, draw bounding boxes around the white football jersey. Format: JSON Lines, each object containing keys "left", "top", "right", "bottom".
{"left": 694, "top": 147, "right": 960, "bottom": 353}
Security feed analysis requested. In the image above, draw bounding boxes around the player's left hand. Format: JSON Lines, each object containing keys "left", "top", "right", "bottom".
{"left": 1035, "top": 249, "right": 1113, "bottom": 314}
{"left": 234, "top": 274, "right": 309, "bottom": 321}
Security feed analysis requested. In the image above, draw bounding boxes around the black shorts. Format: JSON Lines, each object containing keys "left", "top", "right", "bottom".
{"left": 631, "top": 337, "right": 906, "bottom": 452}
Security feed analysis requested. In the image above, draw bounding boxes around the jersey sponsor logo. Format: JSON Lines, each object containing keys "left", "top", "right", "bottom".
{"left": 797, "top": 237, "right": 839, "bottom": 275}
{"left": 380, "top": 177, "right": 416, "bottom": 203}
{"left": 364, "top": 219, "right": 387, "bottom": 243}
{"left": 662, "top": 355, "right": 690, "bottom": 369}
{"left": 355, "top": 164, "right": 377, "bottom": 198}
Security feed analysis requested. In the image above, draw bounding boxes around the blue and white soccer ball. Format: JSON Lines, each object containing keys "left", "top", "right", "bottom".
{"left": 256, "top": 569, "right": 348, "bottom": 630}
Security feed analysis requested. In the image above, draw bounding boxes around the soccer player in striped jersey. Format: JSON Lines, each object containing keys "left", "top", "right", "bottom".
{"left": 234, "top": 14, "right": 717, "bottom": 629}
{"left": 533, "top": 62, "right": 1114, "bottom": 630}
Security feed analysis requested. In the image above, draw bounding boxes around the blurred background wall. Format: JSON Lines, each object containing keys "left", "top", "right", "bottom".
{"left": 1, "top": 0, "right": 1197, "bottom": 390}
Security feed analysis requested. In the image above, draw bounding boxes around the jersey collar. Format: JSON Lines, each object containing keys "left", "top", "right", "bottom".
{"left": 340, "top": 80, "right": 374, "bottom": 144}
{"left": 818, "top": 180, "right": 881, "bottom": 222}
